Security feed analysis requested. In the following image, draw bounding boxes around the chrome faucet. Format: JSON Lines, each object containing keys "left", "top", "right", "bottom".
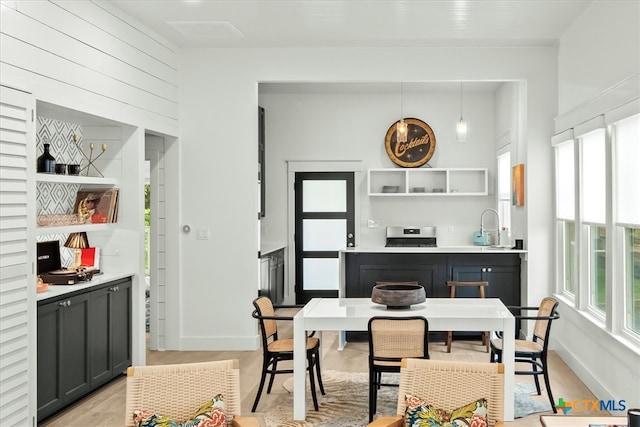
{"left": 480, "top": 208, "right": 500, "bottom": 246}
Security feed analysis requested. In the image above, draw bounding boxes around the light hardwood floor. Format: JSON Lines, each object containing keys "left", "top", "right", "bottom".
{"left": 40, "top": 307, "right": 601, "bottom": 426}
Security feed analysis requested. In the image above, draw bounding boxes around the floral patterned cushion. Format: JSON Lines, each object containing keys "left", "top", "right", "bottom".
{"left": 404, "top": 394, "right": 488, "bottom": 427}
{"left": 133, "top": 394, "right": 226, "bottom": 427}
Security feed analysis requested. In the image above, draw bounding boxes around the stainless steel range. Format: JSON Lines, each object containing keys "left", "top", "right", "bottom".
{"left": 385, "top": 226, "right": 437, "bottom": 247}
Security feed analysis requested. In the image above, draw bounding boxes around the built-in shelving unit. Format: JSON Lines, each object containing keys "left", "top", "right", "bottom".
{"left": 36, "top": 174, "right": 119, "bottom": 186}
{"left": 35, "top": 174, "right": 119, "bottom": 235}
{"left": 367, "top": 168, "right": 488, "bottom": 196}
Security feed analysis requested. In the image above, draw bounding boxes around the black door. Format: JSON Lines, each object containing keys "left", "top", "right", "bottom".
{"left": 294, "top": 172, "right": 355, "bottom": 304}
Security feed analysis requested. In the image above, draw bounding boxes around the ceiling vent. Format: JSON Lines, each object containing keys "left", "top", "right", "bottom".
{"left": 166, "top": 20, "right": 245, "bottom": 38}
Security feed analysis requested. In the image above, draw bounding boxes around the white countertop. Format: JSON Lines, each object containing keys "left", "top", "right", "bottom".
{"left": 340, "top": 245, "right": 526, "bottom": 254}
{"left": 36, "top": 271, "right": 135, "bottom": 302}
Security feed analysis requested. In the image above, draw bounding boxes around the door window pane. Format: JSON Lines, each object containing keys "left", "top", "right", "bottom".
{"left": 589, "top": 225, "right": 607, "bottom": 313}
{"left": 303, "top": 219, "right": 346, "bottom": 251}
{"left": 303, "top": 258, "right": 339, "bottom": 290}
{"left": 303, "top": 180, "right": 346, "bottom": 212}
{"left": 626, "top": 227, "right": 640, "bottom": 334}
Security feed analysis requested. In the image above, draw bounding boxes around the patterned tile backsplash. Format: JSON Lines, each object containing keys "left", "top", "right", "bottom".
{"left": 37, "top": 116, "right": 84, "bottom": 268}
{"left": 37, "top": 116, "right": 84, "bottom": 165}
{"left": 36, "top": 116, "right": 83, "bottom": 216}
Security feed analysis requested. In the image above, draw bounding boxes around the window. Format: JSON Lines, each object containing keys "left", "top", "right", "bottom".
{"left": 563, "top": 221, "right": 577, "bottom": 295}
{"left": 555, "top": 140, "right": 576, "bottom": 296}
{"left": 496, "top": 151, "right": 511, "bottom": 231}
{"left": 625, "top": 228, "right": 640, "bottom": 334}
{"left": 613, "top": 114, "right": 640, "bottom": 335}
{"left": 580, "top": 128, "right": 607, "bottom": 315}
{"left": 589, "top": 225, "right": 606, "bottom": 312}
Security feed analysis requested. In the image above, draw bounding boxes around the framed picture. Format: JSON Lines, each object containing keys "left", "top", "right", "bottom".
{"left": 74, "top": 188, "right": 119, "bottom": 223}
{"left": 512, "top": 164, "right": 525, "bottom": 206}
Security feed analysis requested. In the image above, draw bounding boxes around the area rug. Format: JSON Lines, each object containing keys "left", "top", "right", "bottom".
{"left": 514, "top": 382, "right": 553, "bottom": 419}
{"left": 262, "top": 371, "right": 552, "bottom": 426}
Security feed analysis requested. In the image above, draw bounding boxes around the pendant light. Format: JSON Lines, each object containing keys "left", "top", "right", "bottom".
{"left": 397, "top": 83, "right": 408, "bottom": 143}
{"left": 456, "top": 82, "right": 468, "bottom": 142}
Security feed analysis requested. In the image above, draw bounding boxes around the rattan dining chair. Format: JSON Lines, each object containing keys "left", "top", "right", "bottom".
{"left": 490, "top": 296, "right": 560, "bottom": 413}
{"left": 367, "top": 358, "right": 505, "bottom": 427}
{"left": 251, "top": 296, "right": 325, "bottom": 412}
{"left": 368, "top": 316, "right": 429, "bottom": 422}
{"left": 124, "top": 359, "right": 259, "bottom": 427}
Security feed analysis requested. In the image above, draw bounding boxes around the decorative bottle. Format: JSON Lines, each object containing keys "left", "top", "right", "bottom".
{"left": 37, "top": 141, "right": 56, "bottom": 173}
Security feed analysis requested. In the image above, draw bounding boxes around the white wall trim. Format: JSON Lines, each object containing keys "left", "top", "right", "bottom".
{"left": 551, "top": 129, "right": 574, "bottom": 146}
{"left": 179, "top": 335, "right": 260, "bottom": 351}
{"left": 287, "top": 160, "right": 363, "bottom": 172}
{"left": 553, "top": 296, "right": 640, "bottom": 408}
{"left": 554, "top": 74, "right": 640, "bottom": 133}
{"left": 284, "top": 160, "right": 363, "bottom": 305}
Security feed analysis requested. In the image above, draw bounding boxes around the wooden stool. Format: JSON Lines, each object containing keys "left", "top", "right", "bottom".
{"left": 445, "top": 281, "right": 489, "bottom": 353}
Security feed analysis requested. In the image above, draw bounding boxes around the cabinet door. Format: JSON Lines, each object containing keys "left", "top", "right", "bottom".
{"left": 275, "top": 251, "right": 285, "bottom": 305}
{"left": 111, "top": 280, "right": 132, "bottom": 375}
{"left": 269, "top": 254, "right": 278, "bottom": 304}
{"left": 37, "top": 302, "right": 63, "bottom": 420}
{"left": 90, "top": 280, "right": 132, "bottom": 386}
{"left": 60, "top": 293, "right": 91, "bottom": 403}
{"left": 259, "top": 258, "right": 270, "bottom": 298}
{"left": 1, "top": 85, "right": 36, "bottom": 426}
{"left": 89, "top": 286, "right": 111, "bottom": 387}
{"left": 345, "top": 253, "right": 446, "bottom": 298}
{"left": 449, "top": 265, "right": 520, "bottom": 305}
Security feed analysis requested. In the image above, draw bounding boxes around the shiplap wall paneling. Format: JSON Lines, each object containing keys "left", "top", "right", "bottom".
{"left": 0, "top": 1, "right": 179, "bottom": 135}
{"left": 0, "top": 85, "right": 36, "bottom": 427}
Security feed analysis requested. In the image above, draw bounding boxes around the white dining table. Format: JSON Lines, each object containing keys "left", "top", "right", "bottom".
{"left": 293, "top": 297, "right": 515, "bottom": 421}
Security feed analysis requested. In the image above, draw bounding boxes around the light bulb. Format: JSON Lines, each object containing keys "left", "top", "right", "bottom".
{"left": 397, "top": 119, "right": 408, "bottom": 143}
{"left": 456, "top": 119, "right": 468, "bottom": 142}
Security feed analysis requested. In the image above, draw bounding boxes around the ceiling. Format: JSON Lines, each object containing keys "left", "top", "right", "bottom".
{"left": 109, "top": 0, "right": 594, "bottom": 49}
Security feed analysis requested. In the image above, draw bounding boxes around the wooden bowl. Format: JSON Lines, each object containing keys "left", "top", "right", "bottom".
{"left": 371, "top": 282, "right": 426, "bottom": 309}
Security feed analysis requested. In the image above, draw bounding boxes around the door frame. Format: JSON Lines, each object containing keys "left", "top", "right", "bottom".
{"left": 286, "top": 161, "right": 362, "bottom": 306}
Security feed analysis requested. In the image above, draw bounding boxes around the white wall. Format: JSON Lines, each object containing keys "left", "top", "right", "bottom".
{"left": 558, "top": 0, "right": 640, "bottom": 114}
{"left": 178, "top": 46, "right": 557, "bottom": 349}
{"left": 259, "top": 87, "right": 500, "bottom": 249}
{"left": 553, "top": 0, "right": 640, "bottom": 410}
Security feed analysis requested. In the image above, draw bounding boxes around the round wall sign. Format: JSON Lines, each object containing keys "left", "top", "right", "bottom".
{"left": 384, "top": 118, "right": 436, "bottom": 168}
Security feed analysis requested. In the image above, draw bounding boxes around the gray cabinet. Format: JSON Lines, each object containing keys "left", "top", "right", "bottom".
{"left": 344, "top": 251, "right": 522, "bottom": 341}
{"left": 37, "top": 293, "right": 91, "bottom": 420}
{"left": 37, "top": 277, "right": 132, "bottom": 422}
{"left": 259, "top": 248, "right": 284, "bottom": 305}
{"left": 89, "top": 278, "right": 132, "bottom": 387}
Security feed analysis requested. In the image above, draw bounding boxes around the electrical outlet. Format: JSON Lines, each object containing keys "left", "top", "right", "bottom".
{"left": 367, "top": 219, "right": 378, "bottom": 228}
{"left": 448, "top": 225, "right": 454, "bottom": 234}
{"left": 197, "top": 228, "right": 210, "bottom": 240}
